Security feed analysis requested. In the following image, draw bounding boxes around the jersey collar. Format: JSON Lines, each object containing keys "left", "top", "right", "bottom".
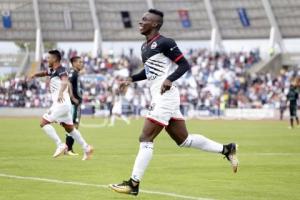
{"left": 147, "top": 34, "right": 160, "bottom": 45}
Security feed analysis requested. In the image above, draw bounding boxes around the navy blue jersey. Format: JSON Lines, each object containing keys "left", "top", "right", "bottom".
{"left": 69, "top": 69, "right": 82, "bottom": 104}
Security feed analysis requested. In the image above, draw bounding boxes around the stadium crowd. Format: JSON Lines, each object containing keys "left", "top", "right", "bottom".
{"left": 0, "top": 48, "right": 297, "bottom": 116}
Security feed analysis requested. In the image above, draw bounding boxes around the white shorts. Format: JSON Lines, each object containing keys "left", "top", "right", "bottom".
{"left": 146, "top": 86, "right": 184, "bottom": 126}
{"left": 112, "top": 102, "right": 122, "bottom": 115}
{"left": 43, "top": 103, "right": 73, "bottom": 125}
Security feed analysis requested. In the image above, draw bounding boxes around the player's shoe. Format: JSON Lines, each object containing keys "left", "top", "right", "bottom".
{"left": 223, "top": 143, "right": 239, "bottom": 173}
{"left": 109, "top": 179, "right": 139, "bottom": 196}
{"left": 65, "top": 150, "right": 79, "bottom": 156}
{"left": 53, "top": 144, "right": 67, "bottom": 158}
{"left": 82, "top": 145, "right": 94, "bottom": 160}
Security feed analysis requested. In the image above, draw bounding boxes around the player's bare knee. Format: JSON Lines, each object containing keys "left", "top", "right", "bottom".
{"left": 61, "top": 123, "right": 74, "bottom": 133}
{"left": 40, "top": 119, "right": 48, "bottom": 128}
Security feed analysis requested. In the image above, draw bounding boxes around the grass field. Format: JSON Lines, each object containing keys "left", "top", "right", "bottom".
{"left": 0, "top": 117, "right": 300, "bottom": 200}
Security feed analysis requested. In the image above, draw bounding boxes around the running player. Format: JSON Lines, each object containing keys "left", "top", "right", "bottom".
{"left": 29, "top": 50, "right": 93, "bottom": 160}
{"left": 65, "top": 56, "right": 84, "bottom": 155}
{"left": 109, "top": 9, "right": 238, "bottom": 196}
{"left": 287, "top": 84, "right": 299, "bottom": 128}
{"left": 108, "top": 88, "right": 130, "bottom": 126}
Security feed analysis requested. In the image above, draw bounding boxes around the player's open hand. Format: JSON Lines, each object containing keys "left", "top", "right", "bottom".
{"left": 119, "top": 78, "right": 132, "bottom": 93}
{"left": 160, "top": 79, "right": 172, "bottom": 94}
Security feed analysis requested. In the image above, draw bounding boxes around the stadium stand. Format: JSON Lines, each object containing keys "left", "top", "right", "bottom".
{"left": 0, "top": 0, "right": 299, "bottom": 119}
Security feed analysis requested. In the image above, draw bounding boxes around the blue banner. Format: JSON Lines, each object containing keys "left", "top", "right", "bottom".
{"left": 2, "top": 10, "right": 12, "bottom": 29}
{"left": 237, "top": 8, "right": 250, "bottom": 27}
{"left": 178, "top": 10, "right": 191, "bottom": 28}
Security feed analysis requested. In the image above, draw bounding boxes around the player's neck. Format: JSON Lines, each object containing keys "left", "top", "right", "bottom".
{"left": 146, "top": 31, "right": 160, "bottom": 43}
{"left": 73, "top": 67, "right": 79, "bottom": 72}
{"left": 52, "top": 63, "right": 61, "bottom": 70}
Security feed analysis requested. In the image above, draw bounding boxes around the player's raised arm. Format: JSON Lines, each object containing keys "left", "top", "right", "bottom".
{"left": 27, "top": 71, "right": 48, "bottom": 81}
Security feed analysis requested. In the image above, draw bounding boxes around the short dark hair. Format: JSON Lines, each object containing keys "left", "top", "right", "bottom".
{"left": 148, "top": 9, "right": 164, "bottom": 18}
{"left": 148, "top": 9, "right": 164, "bottom": 29}
{"left": 48, "top": 50, "right": 61, "bottom": 62}
{"left": 70, "top": 56, "right": 81, "bottom": 64}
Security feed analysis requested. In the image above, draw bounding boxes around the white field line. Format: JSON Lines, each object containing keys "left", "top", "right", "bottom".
{"left": 0, "top": 173, "right": 215, "bottom": 200}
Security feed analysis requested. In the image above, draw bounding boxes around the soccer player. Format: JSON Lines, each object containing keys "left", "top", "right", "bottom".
{"left": 108, "top": 89, "right": 130, "bottom": 126}
{"left": 29, "top": 50, "right": 93, "bottom": 160}
{"left": 65, "top": 56, "right": 84, "bottom": 156}
{"left": 109, "top": 9, "right": 238, "bottom": 196}
{"left": 287, "top": 84, "right": 299, "bottom": 128}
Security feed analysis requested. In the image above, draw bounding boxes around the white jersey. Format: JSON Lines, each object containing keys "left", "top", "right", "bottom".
{"left": 112, "top": 93, "right": 123, "bottom": 115}
{"left": 141, "top": 34, "right": 184, "bottom": 99}
{"left": 47, "top": 66, "right": 71, "bottom": 106}
{"left": 140, "top": 34, "right": 186, "bottom": 125}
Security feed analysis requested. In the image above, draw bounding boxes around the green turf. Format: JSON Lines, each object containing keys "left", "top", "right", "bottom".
{"left": 0, "top": 117, "right": 300, "bottom": 200}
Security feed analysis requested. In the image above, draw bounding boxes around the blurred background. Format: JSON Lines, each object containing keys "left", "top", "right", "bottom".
{"left": 0, "top": 0, "right": 299, "bottom": 120}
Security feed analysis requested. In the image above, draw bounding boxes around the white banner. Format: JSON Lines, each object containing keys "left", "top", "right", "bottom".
{"left": 224, "top": 109, "right": 275, "bottom": 119}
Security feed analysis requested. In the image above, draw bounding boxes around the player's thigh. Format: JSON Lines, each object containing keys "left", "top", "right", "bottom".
{"left": 61, "top": 122, "right": 74, "bottom": 133}
{"left": 139, "top": 119, "right": 164, "bottom": 142}
{"left": 165, "top": 120, "right": 188, "bottom": 145}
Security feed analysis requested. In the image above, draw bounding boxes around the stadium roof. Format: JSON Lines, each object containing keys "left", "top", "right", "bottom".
{"left": 0, "top": 0, "right": 299, "bottom": 58}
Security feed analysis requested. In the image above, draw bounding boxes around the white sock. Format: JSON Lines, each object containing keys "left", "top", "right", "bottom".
{"left": 110, "top": 115, "right": 115, "bottom": 125}
{"left": 180, "top": 134, "right": 223, "bottom": 153}
{"left": 42, "top": 124, "right": 62, "bottom": 147}
{"left": 131, "top": 142, "right": 154, "bottom": 182}
{"left": 69, "top": 129, "right": 88, "bottom": 151}
{"left": 121, "top": 115, "right": 130, "bottom": 124}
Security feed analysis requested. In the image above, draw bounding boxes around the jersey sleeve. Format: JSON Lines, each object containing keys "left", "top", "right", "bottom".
{"left": 162, "top": 38, "right": 184, "bottom": 63}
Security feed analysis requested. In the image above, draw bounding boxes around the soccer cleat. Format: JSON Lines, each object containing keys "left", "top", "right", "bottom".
{"left": 82, "top": 145, "right": 94, "bottom": 160}
{"left": 65, "top": 150, "right": 79, "bottom": 156}
{"left": 53, "top": 144, "right": 67, "bottom": 158}
{"left": 109, "top": 179, "right": 139, "bottom": 196}
{"left": 223, "top": 143, "right": 239, "bottom": 173}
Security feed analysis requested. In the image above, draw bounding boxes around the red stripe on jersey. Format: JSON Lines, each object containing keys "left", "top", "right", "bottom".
{"left": 174, "top": 54, "right": 184, "bottom": 62}
{"left": 147, "top": 34, "right": 160, "bottom": 45}
{"left": 146, "top": 117, "right": 167, "bottom": 127}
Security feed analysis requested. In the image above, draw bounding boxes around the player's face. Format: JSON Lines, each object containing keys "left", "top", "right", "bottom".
{"left": 47, "top": 54, "right": 56, "bottom": 68}
{"left": 139, "top": 12, "right": 158, "bottom": 35}
{"left": 74, "top": 58, "right": 84, "bottom": 71}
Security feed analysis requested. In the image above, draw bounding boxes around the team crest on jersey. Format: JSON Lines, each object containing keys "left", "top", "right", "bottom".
{"left": 151, "top": 42, "right": 157, "bottom": 49}
{"left": 148, "top": 103, "right": 156, "bottom": 111}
